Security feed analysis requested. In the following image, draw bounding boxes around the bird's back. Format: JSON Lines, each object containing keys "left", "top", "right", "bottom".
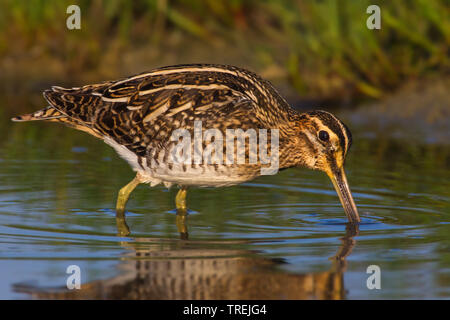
{"left": 13, "top": 64, "right": 296, "bottom": 187}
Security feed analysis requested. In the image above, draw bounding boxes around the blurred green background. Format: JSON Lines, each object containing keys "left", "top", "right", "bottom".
{"left": 0, "top": 0, "right": 449, "bottom": 115}
{"left": 0, "top": 1, "right": 450, "bottom": 299}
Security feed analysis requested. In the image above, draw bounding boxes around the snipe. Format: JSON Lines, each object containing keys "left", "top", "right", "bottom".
{"left": 12, "top": 64, "right": 360, "bottom": 234}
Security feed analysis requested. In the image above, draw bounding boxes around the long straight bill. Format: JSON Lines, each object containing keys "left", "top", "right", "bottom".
{"left": 328, "top": 167, "right": 360, "bottom": 223}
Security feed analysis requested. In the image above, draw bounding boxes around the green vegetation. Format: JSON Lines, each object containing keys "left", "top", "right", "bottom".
{"left": 0, "top": 0, "right": 449, "bottom": 112}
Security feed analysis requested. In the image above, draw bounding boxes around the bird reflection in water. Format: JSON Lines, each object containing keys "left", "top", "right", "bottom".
{"left": 14, "top": 213, "right": 359, "bottom": 300}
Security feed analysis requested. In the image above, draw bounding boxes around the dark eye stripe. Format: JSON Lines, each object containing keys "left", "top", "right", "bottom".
{"left": 307, "top": 111, "right": 350, "bottom": 153}
{"left": 341, "top": 122, "right": 352, "bottom": 153}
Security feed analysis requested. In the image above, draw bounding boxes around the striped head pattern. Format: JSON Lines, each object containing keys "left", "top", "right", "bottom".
{"left": 296, "top": 110, "right": 359, "bottom": 223}
{"left": 298, "top": 110, "right": 353, "bottom": 174}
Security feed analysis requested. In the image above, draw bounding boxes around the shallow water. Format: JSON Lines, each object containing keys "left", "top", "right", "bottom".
{"left": 0, "top": 112, "right": 449, "bottom": 299}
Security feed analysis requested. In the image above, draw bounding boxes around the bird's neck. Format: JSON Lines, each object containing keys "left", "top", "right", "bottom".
{"left": 276, "top": 110, "right": 318, "bottom": 170}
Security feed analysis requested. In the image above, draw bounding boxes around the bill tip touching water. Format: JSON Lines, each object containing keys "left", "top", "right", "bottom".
{"left": 12, "top": 64, "right": 360, "bottom": 234}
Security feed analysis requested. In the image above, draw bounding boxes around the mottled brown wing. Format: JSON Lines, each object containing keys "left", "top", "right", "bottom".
{"left": 93, "top": 87, "right": 260, "bottom": 157}
{"left": 43, "top": 82, "right": 114, "bottom": 124}
{"left": 43, "top": 85, "right": 261, "bottom": 158}
{"left": 41, "top": 64, "right": 291, "bottom": 159}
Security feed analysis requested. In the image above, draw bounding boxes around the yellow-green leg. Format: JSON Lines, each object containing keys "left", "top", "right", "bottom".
{"left": 175, "top": 188, "right": 187, "bottom": 212}
{"left": 175, "top": 187, "right": 188, "bottom": 239}
{"left": 115, "top": 174, "right": 141, "bottom": 236}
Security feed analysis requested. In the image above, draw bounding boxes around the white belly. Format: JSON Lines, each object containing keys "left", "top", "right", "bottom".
{"left": 104, "top": 137, "right": 251, "bottom": 188}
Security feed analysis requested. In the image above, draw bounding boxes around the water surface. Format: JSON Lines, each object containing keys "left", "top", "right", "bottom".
{"left": 0, "top": 111, "right": 449, "bottom": 299}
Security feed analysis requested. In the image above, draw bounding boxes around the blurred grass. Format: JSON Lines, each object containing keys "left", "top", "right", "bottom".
{"left": 0, "top": 0, "right": 449, "bottom": 113}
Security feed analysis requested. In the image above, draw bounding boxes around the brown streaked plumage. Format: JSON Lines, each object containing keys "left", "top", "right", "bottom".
{"left": 12, "top": 64, "right": 360, "bottom": 234}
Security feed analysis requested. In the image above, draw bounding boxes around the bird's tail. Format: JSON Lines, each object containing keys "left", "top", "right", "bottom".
{"left": 11, "top": 104, "right": 103, "bottom": 139}
{"left": 11, "top": 106, "right": 67, "bottom": 122}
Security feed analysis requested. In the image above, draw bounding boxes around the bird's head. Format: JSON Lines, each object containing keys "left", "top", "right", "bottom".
{"left": 296, "top": 110, "right": 360, "bottom": 223}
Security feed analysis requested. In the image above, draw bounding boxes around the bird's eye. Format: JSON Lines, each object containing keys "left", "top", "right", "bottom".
{"left": 318, "top": 130, "right": 329, "bottom": 142}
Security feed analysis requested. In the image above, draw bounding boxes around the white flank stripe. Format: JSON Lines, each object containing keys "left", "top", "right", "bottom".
{"left": 127, "top": 105, "right": 143, "bottom": 110}
{"left": 138, "top": 84, "right": 231, "bottom": 96}
{"left": 166, "top": 101, "right": 193, "bottom": 116}
{"left": 92, "top": 66, "right": 270, "bottom": 104}
{"left": 100, "top": 96, "right": 129, "bottom": 103}
{"left": 113, "top": 67, "right": 239, "bottom": 85}
{"left": 143, "top": 102, "right": 170, "bottom": 122}
{"left": 112, "top": 66, "right": 267, "bottom": 99}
